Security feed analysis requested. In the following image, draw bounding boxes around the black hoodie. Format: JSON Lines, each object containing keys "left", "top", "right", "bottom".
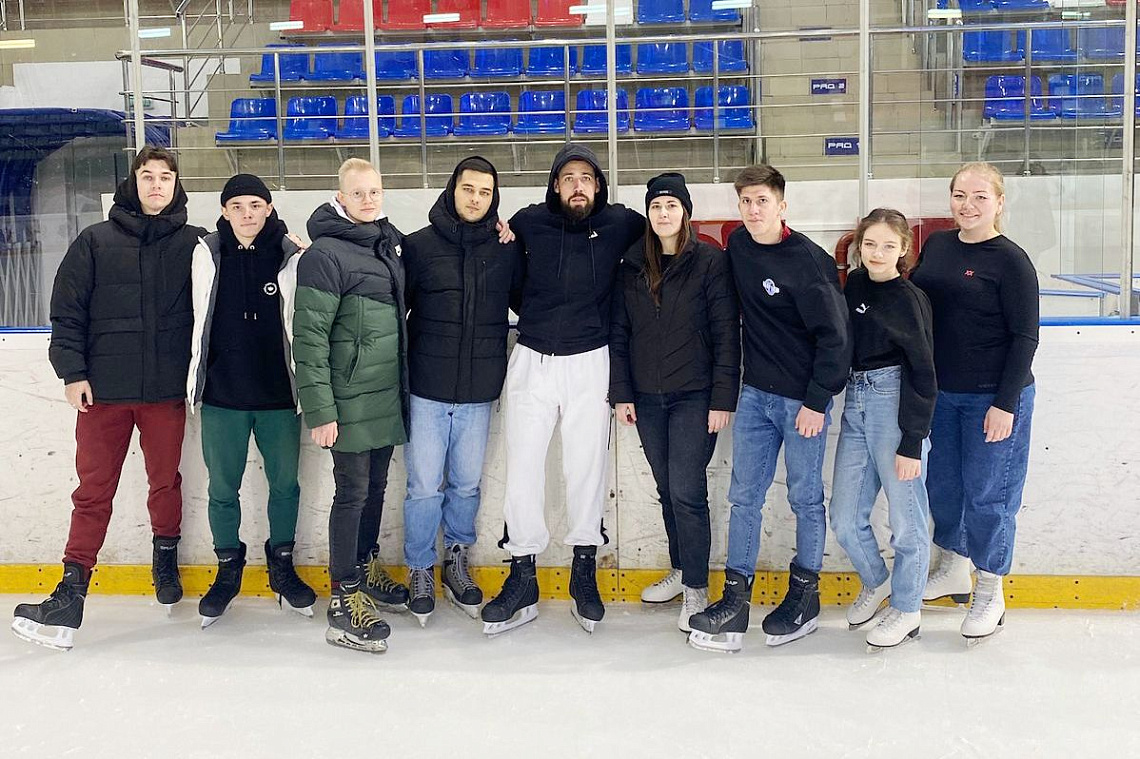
{"left": 403, "top": 159, "right": 525, "bottom": 404}
{"left": 48, "top": 175, "right": 205, "bottom": 403}
{"left": 508, "top": 144, "right": 645, "bottom": 356}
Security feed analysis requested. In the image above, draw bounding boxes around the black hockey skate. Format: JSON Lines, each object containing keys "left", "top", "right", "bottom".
{"left": 762, "top": 562, "right": 821, "bottom": 647}
{"left": 443, "top": 543, "right": 483, "bottom": 619}
{"left": 569, "top": 546, "right": 604, "bottom": 633}
{"left": 266, "top": 540, "right": 316, "bottom": 618}
{"left": 360, "top": 549, "right": 409, "bottom": 613}
{"left": 481, "top": 555, "right": 538, "bottom": 636}
{"left": 11, "top": 563, "right": 88, "bottom": 651}
{"left": 152, "top": 535, "right": 183, "bottom": 613}
{"left": 326, "top": 579, "right": 390, "bottom": 654}
{"left": 199, "top": 543, "right": 246, "bottom": 628}
{"left": 688, "top": 570, "right": 751, "bottom": 653}
{"left": 408, "top": 567, "right": 435, "bottom": 628}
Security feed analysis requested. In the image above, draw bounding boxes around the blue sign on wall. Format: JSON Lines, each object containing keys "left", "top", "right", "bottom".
{"left": 811, "top": 78, "right": 847, "bottom": 95}
{"left": 824, "top": 137, "right": 859, "bottom": 156}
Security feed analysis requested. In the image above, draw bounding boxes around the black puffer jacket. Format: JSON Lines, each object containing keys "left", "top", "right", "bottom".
{"left": 509, "top": 143, "right": 645, "bottom": 356}
{"left": 609, "top": 236, "right": 741, "bottom": 411}
{"left": 48, "top": 176, "right": 205, "bottom": 403}
{"left": 404, "top": 160, "right": 524, "bottom": 404}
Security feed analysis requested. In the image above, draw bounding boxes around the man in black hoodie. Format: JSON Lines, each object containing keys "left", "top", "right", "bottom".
{"left": 401, "top": 157, "right": 523, "bottom": 626}
{"left": 13, "top": 146, "right": 205, "bottom": 650}
{"left": 481, "top": 143, "right": 644, "bottom": 636}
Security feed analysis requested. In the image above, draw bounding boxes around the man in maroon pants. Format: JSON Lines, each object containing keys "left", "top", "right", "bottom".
{"left": 11, "top": 145, "right": 206, "bottom": 650}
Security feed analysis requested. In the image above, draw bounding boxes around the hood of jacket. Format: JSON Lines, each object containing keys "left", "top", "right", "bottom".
{"left": 431, "top": 158, "right": 501, "bottom": 246}
{"left": 216, "top": 208, "right": 289, "bottom": 258}
{"left": 544, "top": 143, "right": 609, "bottom": 218}
{"left": 306, "top": 199, "right": 387, "bottom": 249}
{"left": 108, "top": 174, "right": 191, "bottom": 241}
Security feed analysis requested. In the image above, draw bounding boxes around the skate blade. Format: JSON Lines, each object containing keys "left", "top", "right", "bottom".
{"left": 162, "top": 603, "right": 176, "bottom": 618}
{"left": 687, "top": 630, "right": 743, "bottom": 654}
{"left": 922, "top": 593, "right": 972, "bottom": 609}
{"left": 412, "top": 611, "right": 432, "bottom": 628}
{"left": 277, "top": 595, "right": 315, "bottom": 618}
{"left": 848, "top": 601, "right": 890, "bottom": 630}
{"left": 963, "top": 614, "right": 1005, "bottom": 647}
{"left": 374, "top": 601, "right": 409, "bottom": 614}
{"left": 324, "top": 628, "right": 388, "bottom": 654}
{"left": 443, "top": 585, "right": 481, "bottom": 619}
{"left": 866, "top": 627, "right": 921, "bottom": 653}
{"left": 482, "top": 604, "right": 537, "bottom": 636}
{"left": 571, "top": 606, "right": 600, "bottom": 634}
{"left": 200, "top": 615, "right": 221, "bottom": 629}
{"left": 765, "top": 618, "right": 819, "bottom": 647}
{"left": 10, "top": 618, "right": 74, "bottom": 651}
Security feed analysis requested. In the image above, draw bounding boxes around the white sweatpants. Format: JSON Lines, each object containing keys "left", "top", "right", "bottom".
{"left": 502, "top": 344, "right": 612, "bottom": 556}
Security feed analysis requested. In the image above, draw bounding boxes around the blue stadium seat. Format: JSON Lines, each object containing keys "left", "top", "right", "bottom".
{"left": 283, "top": 96, "right": 337, "bottom": 140}
{"left": 454, "top": 91, "right": 512, "bottom": 136}
{"left": 982, "top": 75, "right": 1056, "bottom": 120}
{"left": 304, "top": 46, "right": 363, "bottom": 81}
{"left": 394, "top": 93, "right": 455, "bottom": 137}
{"left": 215, "top": 98, "right": 277, "bottom": 141}
{"left": 1018, "top": 27, "right": 1078, "bottom": 62}
{"left": 250, "top": 44, "right": 308, "bottom": 83}
{"left": 472, "top": 46, "right": 524, "bottom": 78}
{"left": 526, "top": 45, "right": 578, "bottom": 77}
{"left": 580, "top": 44, "right": 633, "bottom": 75}
{"left": 1111, "top": 73, "right": 1140, "bottom": 118}
{"left": 336, "top": 95, "right": 396, "bottom": 139}
{"left": 634, "top": 87, "right": 691, "bottom": 132}
{"left": 993, "top": 0, "right": 1049, "bottom": 8}
{"left": 636, "top": 0, "right": 684, "bottom": 24}
{"left": 1077, "top": 27, "right": 1125, "bottom": 61}
{"left": 958, "top": 0, "right": 994, "bottom": 10}
{"left": 573, "top": 89, "right": 631, "bottom": 133}
{"left": 374, "top": 48, "right": 416, "bottom": 79}
{"left": 962, "top": 29, "right": 1023, "bottom": 62}
{"left": 636, "top": 42, "right": 689, "bottom": 74}
{"left": 1049, "top": 73, "right": 1122, "bottom": 120}
{"left": 424, "top": 48, "right": 470, "bottom": 79}
{"left": 688, "top": 0, "right": 741, "bottom": 22}
{"left": 515, "top": 90, "right": 567, "bottom": 134}
{"left": 693, "top": 85, "right": 754, "bottom": 130}
{"left": 692, "top": 40, "right": 748, "bottom": 73}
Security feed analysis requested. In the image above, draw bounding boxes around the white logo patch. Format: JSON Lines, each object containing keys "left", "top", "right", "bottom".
{"left": 763, "top": 278, "right": 780, "bottom": 296}
{"left": 263, "top": 282, "right": 278, "bottom": 296}
{"left": 855, "top": 303, "right": 868, "bottom": 314}
{"left": 395, "top": 244, "right": 403, "bottom": 257}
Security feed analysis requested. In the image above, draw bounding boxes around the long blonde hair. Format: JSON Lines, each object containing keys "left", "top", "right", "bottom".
{"left": 950, "top": 161, "right": 1006, "bottom": 233}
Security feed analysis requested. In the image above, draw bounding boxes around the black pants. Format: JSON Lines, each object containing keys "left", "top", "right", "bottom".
{"left": 635, "top": 390, "right": 717, "bottom": 589}
{"left": 329, "top": 446, "right": 394, "bottom": 584}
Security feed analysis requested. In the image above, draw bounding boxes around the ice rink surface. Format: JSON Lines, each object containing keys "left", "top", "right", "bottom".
{"left": 1, "top": 595, "right": 1137, "bottom": 758}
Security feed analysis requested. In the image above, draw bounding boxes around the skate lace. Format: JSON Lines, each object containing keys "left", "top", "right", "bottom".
{"left": 366, "top": 560, "right": 403, "bottom": 593}
{"left": 874, "top": 607, "right": 905, "bottom": 633}
{"left": 496, "top": 560, "right": 530, "bottom": 606}
{"left": 448, "top": 546, "right": 479, "bottom": 592}
{"left": 648, "top": 568, "right": 682, "bottom": 591}
{"left": 683, "top": 588, "right": 708, "bottom": 616}
{"left": 43, "top": 583, "right": 76, "bottom": 612}
{"left": 572, "top": 557, "right": 601, "bottom": 604}
{"left": 154, "top": 556, "right": 179, "bottom": 588}
{"left": 852, "top": 584, "right": 877, "bottom": 611}
{"left": 347, "top": 592, "right": 385, "bottom": 628}
{"left": 410, "top": 568, "right": 435, "bottom": 599}
{"left": 273, "top": 561, "right": 308, "bottom": 595}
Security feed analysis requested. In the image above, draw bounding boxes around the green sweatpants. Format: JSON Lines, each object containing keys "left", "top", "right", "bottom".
{"left": 200, "top": 403, "right": 302, "bottom": 551}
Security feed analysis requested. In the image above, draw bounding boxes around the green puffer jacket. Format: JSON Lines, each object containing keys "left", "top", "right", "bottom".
{"left": 292, "top": 201, "right": 408, "bottom": 453}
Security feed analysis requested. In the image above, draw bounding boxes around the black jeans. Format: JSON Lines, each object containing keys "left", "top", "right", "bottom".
{"left": 329, "top": 446, "right": 394, "bottom": 584}
{"left": 634, "top": 390, "right": 717, "bottom": 589}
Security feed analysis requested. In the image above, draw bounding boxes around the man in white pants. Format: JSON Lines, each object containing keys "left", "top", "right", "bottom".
{"left": 481, "top": 144, "right": 644, "bottom": 635}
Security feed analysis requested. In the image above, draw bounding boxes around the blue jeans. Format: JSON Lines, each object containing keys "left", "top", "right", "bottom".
{"left": 829, "top": 367, "right": 930, "bottom": 613}
{"left": 927, "top": 384, "right": 1035, "bottom": 576}
{"left": 725, "top": 385, "right": 831, "bottom": 577}
{"left": 634, "top": 390, "right": 718, "bottom": 589}
{"left": 402, "top": 395, "right": 493, "bottom": 570}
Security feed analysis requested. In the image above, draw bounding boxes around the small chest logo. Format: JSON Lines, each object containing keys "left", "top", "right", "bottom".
{"left": 263, "top": 282, "right": 278, "bottom": 296}
{"left": 855, "top": 303, "right": 868, "bottom": 314}
{"left": 395, "top": 244, "right": 403, "bottom": 257}
{"left": 965, "top": 269, "right": 975, "bottom": 277}
{"left": 763, "top": 278, "right": 780, "bottom": 296}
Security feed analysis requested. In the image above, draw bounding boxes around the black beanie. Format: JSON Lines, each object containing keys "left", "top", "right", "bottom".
{"left": 221, "top": 173, "right": 272, "bottom": 205}
{"left": 645, "top": 172, "right": 692, "bottom": 217}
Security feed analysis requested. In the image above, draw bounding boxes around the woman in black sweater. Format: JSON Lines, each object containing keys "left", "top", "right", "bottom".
{"left": 910, "top": 162, "right": 1039, "bottom": 643}
{"left": 830, "top": 209, "right": 937, "bottom": 650}
{"left": 609, "top": 173, "right": 741, "bottom": 633}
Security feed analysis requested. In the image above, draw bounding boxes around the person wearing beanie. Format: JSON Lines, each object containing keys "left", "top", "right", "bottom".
{"left": 481, "top": 143, "right": 644, "bottom": 636}
{"left": 185, "top": 172, "right": 317, "bottom": 628}
{"left": 14, "top": 146, "right": 206, "bottom": 650}
{"left": 399, "top": 156, "right": 524, "bottom": 625}
{"left": 610, "top": 172, "right": 740, "bottom": 633}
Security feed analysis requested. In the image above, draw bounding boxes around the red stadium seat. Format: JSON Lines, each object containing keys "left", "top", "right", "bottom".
{"left": 331, "top": 0, "right": 381, "bottom": 31}
{"left": 382, "top": 0, "right": 429, "bottom": 29}
{"left": 432, "top": 0, "right": 480, "bottom": 28}
{"left": 289, "top": 0, "right": 333, "bottom": 31}
{"left": 484, "top": 0, "right": 532, "bottom": 28}
{"left": 535, "top": 0, "right": 584, "bottom": 27}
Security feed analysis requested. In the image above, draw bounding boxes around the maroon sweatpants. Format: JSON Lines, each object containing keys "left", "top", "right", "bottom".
{"left": 63, "top": 400, "right": 186, "bottom": 570}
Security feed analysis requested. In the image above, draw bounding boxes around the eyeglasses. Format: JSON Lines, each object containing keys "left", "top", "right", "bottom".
{"left": 347, "top": 189, "right": 383, "bottom": 202}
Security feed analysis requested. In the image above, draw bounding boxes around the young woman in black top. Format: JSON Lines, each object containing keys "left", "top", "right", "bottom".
{"left": 610, "top": 173, "right": 741, "bottom": 633}
{"left": 910, "top": 162, "right": 1039, "bottom": 643}
{"left": 830, "top": 209, "right": 937, "bottom": 650}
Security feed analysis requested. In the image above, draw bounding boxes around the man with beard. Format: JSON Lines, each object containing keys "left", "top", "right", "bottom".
{"left": 481, "top": 144, "right": 644, "bottom": 635}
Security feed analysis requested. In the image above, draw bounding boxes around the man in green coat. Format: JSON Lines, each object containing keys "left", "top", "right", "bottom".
{"left": 292, "top": 158, "right": 409, "bottom": 653}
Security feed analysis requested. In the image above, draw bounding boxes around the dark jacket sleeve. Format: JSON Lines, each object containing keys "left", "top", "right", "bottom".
{"left": 896, "top": 288, "right": 938, "bottom": 459}
{"left": 508, "top": 239, "right": 526, "bottom": 316}
{"left": 994, "top": 248, "right": 1040, "bottom": 413}
{"left": 623, "top": 207, "right": 646, "bottom": 250}
{"left": 794, "top": 255, "right": 853, "bottom": 413}
{"left": 608, "top": 269, "right": 636, "bottom": 406}
{"left": 703, "top": 246, "right": 741, "bottom": 412}
{"left": 402, "top": 232, "right": 421, "bottom": 316}
{"left": 48, "top": 230, "right": 96, "bottom": 384}
{"left": 293, "top": 246, "right": 343, "bottom": 428}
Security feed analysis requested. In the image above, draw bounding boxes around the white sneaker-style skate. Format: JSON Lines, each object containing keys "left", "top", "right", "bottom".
{"left": 865, "top": 608, "right": 921, "bottom": 651}
{"left": 641, "top": 568, "right": 683, "bottom": 604}
{"left": 847, "top": 579, "right": 891, "bottom": 629}
{"left": 678, "top": 585, "right": 709, "bottom": 633}
{"left": 923, "top": 546, "right": 974, "bottom": 606}
{"left": 961, "top": 570, "right": 1005, "bottom": 645}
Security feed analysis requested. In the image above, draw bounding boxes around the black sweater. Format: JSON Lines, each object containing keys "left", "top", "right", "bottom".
{"left": 202, "top": 216, "right": 295, "bottom": 411}
{"left": 726, "top": 226, "right": 851, "bottom": 412}
{"left": 844, "top": 268, "right": 937, "bottom": 459}
{"left": 909, "top": 230, "right": 1038, "bottom": 412}
{"left": 609, "top": 236, "right": 741, "bottom": 411}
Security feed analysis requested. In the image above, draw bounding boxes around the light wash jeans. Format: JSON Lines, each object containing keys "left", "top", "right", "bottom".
{"left": 402, "top": 394, "right": 493, "bottom": 570}
{"left": 829, "top": 366, "right": 930, "bottom": 613}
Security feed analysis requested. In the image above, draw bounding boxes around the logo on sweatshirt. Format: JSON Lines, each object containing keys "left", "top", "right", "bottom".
{"left": 263, "top": 282, "right": 278, "bottom": 296}
{"left": 965, "top": 269, "right": 975, "bottom": 277}
{"left": 395, "top": 244, "right": 403, "bottom": 257}
{"left": 855, "top": 303, "right": 868, "bottom": 314}
{"left": 763, "top": 278, "right": 780, "bottom": 296}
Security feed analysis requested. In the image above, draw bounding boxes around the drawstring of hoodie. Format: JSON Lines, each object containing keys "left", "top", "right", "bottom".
{"left": 554, "top": 219, "right": 598, "bottom": 286}
{"left": 240, "top": 244, "right": 256, "bottom": 320}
